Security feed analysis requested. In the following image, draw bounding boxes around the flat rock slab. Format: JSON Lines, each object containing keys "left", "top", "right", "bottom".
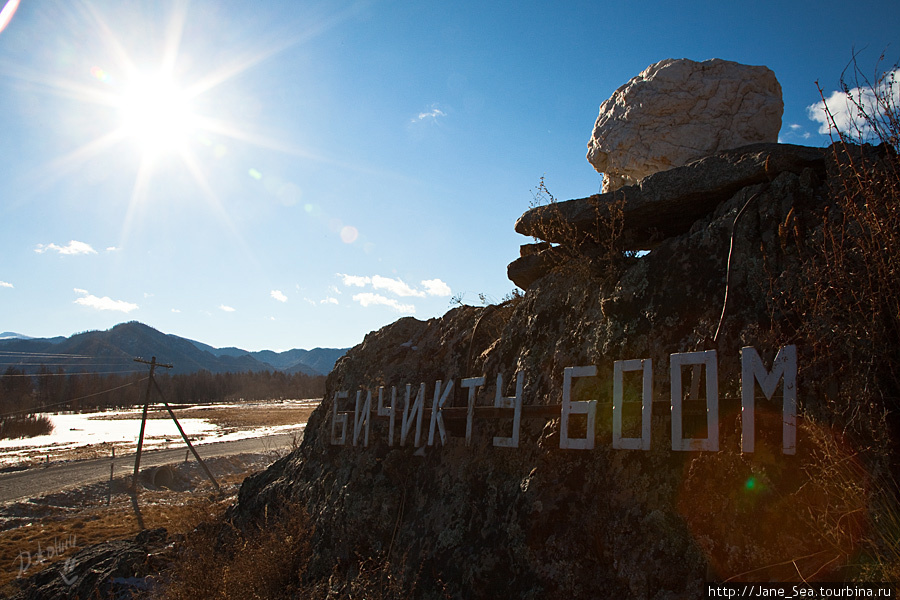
{"left": 516, "top": 143, "right": 826, "bottom": 249}
{"left": 507, "top": 245, "right": 571, "bottom": 290}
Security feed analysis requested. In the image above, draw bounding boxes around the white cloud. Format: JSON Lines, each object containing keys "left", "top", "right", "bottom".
{"left": 106, "top": 246, "right": 119, "bottom": 252}
{"left": 338, "top": 273, "right": 429, "bottom": 298}
{"left": 219, "top": 304, "right": 236, "bottom": 312}
{"left": 808, "top": 69, "right": 900, "bottom": 137}
{"left": 780, "top": 123, "right": 810, "bottom": 144}
{"left": 371, "top": 275, "right": 425, "bottom": 297}
{"left": 0, "top": 281, "right": 12, "bottom": 289}
{"left": 413, "top": 105, "right": 446, "bottom": 123}
{"left": 422, "top": 278, "right": 451, "bottom": 297}
{"left": 321, "top": 297, "right": 339, "bottom": 305}
{"left": 35, "top": 240, "right": 97, "bottom": 255}
{"left": 271, "top": 290, "right": 288, "bottom": 303}
{"left": 338, "top": 274, "right": 371, "bottom": 287}
{"left": 353, "top": 292, "right": 415, "bottom": 314}
{"left": 73, "top": 288, "right": 138, "bottom": 313}
{"left": 171, "top": 308, "right": 181, "bottom": 313}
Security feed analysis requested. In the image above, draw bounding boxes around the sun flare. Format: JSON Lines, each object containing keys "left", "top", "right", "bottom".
{"left": 11, "top": 1, "right": 333, "bottom": 249}
{"left": 116, "top": 72, "right": 196, "bottom": 157}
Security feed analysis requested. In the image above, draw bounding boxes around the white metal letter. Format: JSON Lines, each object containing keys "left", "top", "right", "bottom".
{"left": 560, "top": 366, "right": 597, "bottom": 450}
{"left": 428, "top": 380, "right": 454, "bottom": 446}
{"left": 493, "top": 372, "right": 524, "bottom": 448}
{"left": 330, "top": 391, "right": 348, "bottom": 445}
{"left": 353, "top": 390, "right": 372, "bottom": 447}
{"left": 741, "top": 345, "right": 797, "bottom": 455}
{"left": 613, "top": 359, "right": 652, "bottom": 451}
{"left": 400, "top": 383, "right": 425, "bottom": 447}
{"left": 377, "top": 386, "right": 396, "bottom": 446}
{"left": 461, "top": 377, "right": 485, "bottom": 446}
{"left": 670, "top": 351, "right": 719, "bottom": 452}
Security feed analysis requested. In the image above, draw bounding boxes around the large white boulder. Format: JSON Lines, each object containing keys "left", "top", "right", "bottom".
{"left": 587, "top": 58, "right": 783, "bottom": 192}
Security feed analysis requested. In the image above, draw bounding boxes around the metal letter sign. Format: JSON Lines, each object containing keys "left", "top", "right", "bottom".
{"left": 329, "top": 346, "right": 797, "bottom": 455}
{"left": 612, "top": 358, "right": 652, "bottom": 451}
{"left": 670, "top": 350, "right": 719, "bottom": 452}
{"left": 741, "top": 345, "right": 797, "bottom": 455}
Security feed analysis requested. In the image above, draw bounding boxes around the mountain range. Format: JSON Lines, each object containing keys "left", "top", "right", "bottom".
{"left": 0, "top": 322, "right": 347, "bottom": 377}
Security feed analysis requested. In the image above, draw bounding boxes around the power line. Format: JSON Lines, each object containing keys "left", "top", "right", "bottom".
{"left": 0, "top": 370, "right": 147, "bottom": 377}
{"left": 0, "top": 362, "right": 143, "bottom": 367}
{"left": 0, "top": 351, "right": 96, "bottom": 359}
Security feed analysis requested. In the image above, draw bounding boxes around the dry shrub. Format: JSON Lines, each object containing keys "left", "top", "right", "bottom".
{"left": 770, "top": 52, "right": 900, "bottom": 582}
{"left": 160, "top": 501, "right": 311, "bottom": 600}
{"left": 800, "top": 424, "right": 900, "bottom": 582}
{"left": 299, "top": 553, "right": 432, "bottom": 600}
{"left": 0, "top": 414, "right": 53, "bottom": 439}
{"left": 791, "top": 53, "right": 900, "bottom": 424}
{"left": 529, "top": 176, "right": 633, "bottom": 285}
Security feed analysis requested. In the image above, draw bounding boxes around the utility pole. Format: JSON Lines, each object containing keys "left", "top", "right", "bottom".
{"left": 132, "top": 357, "right": 220, "bottom": 492}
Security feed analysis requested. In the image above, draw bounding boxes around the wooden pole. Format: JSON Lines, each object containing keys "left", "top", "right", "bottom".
{"left": 152, "top": 378, "right": 220, "bottom": 491}
{"left": 132, "top": 356, "right": 219, "bottom": 492}
{"left": 131, "top": 357, "right": 162, "bottom": 491}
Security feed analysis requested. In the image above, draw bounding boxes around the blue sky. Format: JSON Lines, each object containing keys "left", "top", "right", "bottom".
{"left": 0, "top": 0, "right": 897, "bottom": 352}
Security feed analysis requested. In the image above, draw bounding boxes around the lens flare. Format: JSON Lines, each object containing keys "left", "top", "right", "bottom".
{"left": 340, "top": 225, "right": 358, "bottom": 244}
{"left": 0, "top": 0, "right": 20, "bottom": 35}
{"left": 90, "top": 66, "right": 112, "bottom": 84}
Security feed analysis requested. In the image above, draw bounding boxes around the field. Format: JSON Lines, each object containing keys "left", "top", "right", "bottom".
{"left": 0, "top": 399, "right": 319, "bottom": 592}
{"left": 0, "top": 398, "right": 319, "bottom": 468}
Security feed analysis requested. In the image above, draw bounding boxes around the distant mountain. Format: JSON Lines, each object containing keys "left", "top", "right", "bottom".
{"left": 188, "top": 343, "right": 346, "bottom": 376}
{"left": 0, "top": 332, "right": 29, "bottom": 340}
{"left": 0, "top": 332, "right": 65, "bottom": 343}
{"left": 0, "top": 322, "right": 347, "bottom": 377}
{"left": 247, "top": 348, "right": 348, "bottom": 376}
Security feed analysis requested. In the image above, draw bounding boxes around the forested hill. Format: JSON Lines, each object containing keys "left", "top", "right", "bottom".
{"left": 0, "top": 321, "right": 347, "bottom": 376}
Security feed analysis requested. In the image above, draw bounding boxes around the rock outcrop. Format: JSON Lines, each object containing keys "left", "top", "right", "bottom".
{"left": 229, "top": 142, "right": 893, "bottom": 598}
{"left": 509, "top": 143, "right": 825, "bottom": 289}
{"left": 587, "top": 58, "right": 784, "bottom": 191}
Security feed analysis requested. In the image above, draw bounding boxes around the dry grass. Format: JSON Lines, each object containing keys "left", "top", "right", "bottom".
{"left": 799, "top": 425, "right": 900, "bottom": 582}
{"left": 92, "top": 402, "right": 318, "bottom": 430}
{"left": 0, "top": 458, "right": 262, "bottom": 592}
{"left": 158, "top": 511, "right": 432, "bottom": 600}
{"left": 528, "top": 175, "right": 633, "bottom": 286}
{"left": 767, "top": 52, "right": 900, "bottom": 582}
{"left": 189, "top": 405, "right": 317, "bottom": 429}
{"left": 0, "top": 491, "right": 229, "bottom": 587}
{"left": 159, "top": 499, "right": 311, "bottom": 600}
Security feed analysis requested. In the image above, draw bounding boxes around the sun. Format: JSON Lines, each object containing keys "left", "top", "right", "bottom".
{"left": 116, "top": 71, "right": 196, "bottom": 158}
{"left": 13, "top": 1, "right": 340, "bottom": 244}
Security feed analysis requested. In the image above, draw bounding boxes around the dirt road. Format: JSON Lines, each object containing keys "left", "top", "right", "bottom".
{"left": 0, "top": 429, "right": 303, "bottom": 504}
